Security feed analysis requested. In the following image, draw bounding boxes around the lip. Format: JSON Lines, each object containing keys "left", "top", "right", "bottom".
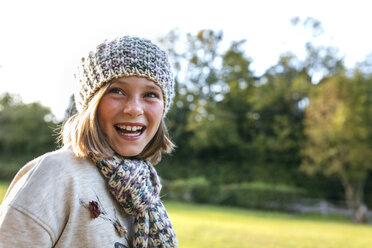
{"left": 114, "top": 122, "right": 146, "bottom": 141}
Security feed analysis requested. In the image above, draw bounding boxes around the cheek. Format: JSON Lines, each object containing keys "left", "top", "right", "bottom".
{"left": 97, "top": 107, "right": 107, "bottom": 135}
{"left": 97, "top": 98, "right": 115, "bottom": 133}
{"left": 148, "top": 104, "right": 163, "bottom": 126}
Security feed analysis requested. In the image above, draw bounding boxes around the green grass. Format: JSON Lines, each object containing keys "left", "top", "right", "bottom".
{"left": 0, "top": 180, "right": 10, "bottom": 203}
{"left": 1, "top": 181, "right": 371, "bottom": 248}
{"left": 165, "top": 201, "right": 372, "bottom": 248}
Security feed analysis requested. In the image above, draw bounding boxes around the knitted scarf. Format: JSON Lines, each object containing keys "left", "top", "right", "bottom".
{"left": 96, "top": 156, "right": 178, "bottom": 248}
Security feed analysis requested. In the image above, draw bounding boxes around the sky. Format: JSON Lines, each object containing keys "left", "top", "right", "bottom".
{"left": 0, "top": 0, "right": 371, "bottom": 120}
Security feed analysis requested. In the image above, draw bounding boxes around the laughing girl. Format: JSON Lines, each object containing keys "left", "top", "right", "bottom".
{"left": 0, "top": 36, "right": 178, "bottom": 248}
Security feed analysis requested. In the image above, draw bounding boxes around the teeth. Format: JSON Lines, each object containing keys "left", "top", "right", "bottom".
{"left": 122, "top": 132, "right": 141, "bottom": 137}
{"left": 116, "top": 125, "right": 143, "bottom": 132}
{"left": 132, "top": 126, "right": 143, "bottom": 131}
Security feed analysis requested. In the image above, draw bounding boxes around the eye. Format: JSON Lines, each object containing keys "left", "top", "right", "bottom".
{"left": 144, "top": 92, "right": 160, "bottom": 98}
{"left": 108, "top": 88, "right": 123, "bottom": 95}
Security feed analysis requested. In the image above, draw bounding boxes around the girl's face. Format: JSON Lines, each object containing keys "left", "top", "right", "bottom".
{"left": 97, "top": 76, "right": 164, "bottom": 157}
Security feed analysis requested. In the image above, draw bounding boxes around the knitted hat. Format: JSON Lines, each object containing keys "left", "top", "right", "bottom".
{"left": 74, "top": 36, "right": 175, "bottom": 115}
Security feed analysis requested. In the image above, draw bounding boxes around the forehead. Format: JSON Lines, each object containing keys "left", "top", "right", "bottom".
{"left": 110, "top": 76, "right": 162, "bottom": 91}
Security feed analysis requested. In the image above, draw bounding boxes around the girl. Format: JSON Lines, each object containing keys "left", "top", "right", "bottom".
{"left": 0, "top": 36, "right": 178, "bottom": 248}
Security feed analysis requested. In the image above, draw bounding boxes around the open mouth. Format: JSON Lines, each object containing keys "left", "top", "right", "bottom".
{"left": 114, "top": 124, "right": 145, "bottom": 137}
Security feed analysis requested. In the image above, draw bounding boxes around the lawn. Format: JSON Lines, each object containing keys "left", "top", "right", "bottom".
{"left": 165, "top": 201, "right": 372, "bottom": 248}
{"left": 1, "top": 182, "right": 371, "bottom": 248}
{"left": 0, "top": 180, "right": 9, "bottom": 203}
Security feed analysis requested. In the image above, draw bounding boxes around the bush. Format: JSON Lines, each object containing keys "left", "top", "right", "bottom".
{"left": 0, "top": 154, "right": 38, "bottom": 180}
{"left": 162, "top": 178, "right": 307, "bottom": 212}
{"left": 161, "top": 177, "right": 213, "bottom": 202}
{"left": 214, "top": 182, "right": 306, "bottom": 211}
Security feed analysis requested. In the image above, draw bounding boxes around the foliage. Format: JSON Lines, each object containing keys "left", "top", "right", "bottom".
{"left": 162, "top": 177, "right": 306, "bottom": 211}
{"left": 159, "top": 30, "right": 262, "bottom": 184}
{"left": 302, "top": 72, "right": 372, "bottom": 222}
{"left": 246, "top": 54, "right": 312, "bottom": 184}
{"left": 158, "top": 22, "right": 372, "bottom": 223}
{"left": 216, "top": 182, "right": 305, "bottom": 211}
{"left": 0, "top": 93, "right": 58, "bottom": 179}
{"left": 158, "top": 26, "right": 358, "bottom": 219}
{"left": 162, "top": 177, "right": 212, "bottom": 202}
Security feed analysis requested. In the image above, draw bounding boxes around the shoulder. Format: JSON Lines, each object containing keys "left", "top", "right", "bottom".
{"left": 0, "top": 147, "right": 99, "bottom": 243}
{"left": 11, "top": 146, "right": 83, "bottom": 178}
{"left": 2, "top": 146, "right": 95, "bottom": 208}
{"left": 1, "top": 147, "right": 134, "bottom": 247}
{"left": 4, "top": 147, "right": 76, "bottom": 192}
{"left": 23, "top": 146, "right": 93, "bottom": 182}
{"left": 35, "top": 145, "right": 85, "bottom": 170}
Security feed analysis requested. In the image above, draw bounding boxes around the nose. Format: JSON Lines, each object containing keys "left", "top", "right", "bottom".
{"left": 123, "top": 96, "right": 144, "bottom": 116}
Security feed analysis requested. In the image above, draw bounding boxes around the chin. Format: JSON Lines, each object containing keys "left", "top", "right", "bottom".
{"left": 116, "top": 148, "right": 143, "bottom": 158}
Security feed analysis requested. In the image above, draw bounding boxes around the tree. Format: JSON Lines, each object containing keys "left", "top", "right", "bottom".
{"left": 159, "top": 30, "right": 259, "bottom": 183}
{"left": 247, "top": 53, "right": 312, "bottom": 184}
{"left": 0, "top": 93, "right": 58, "bottom": 179}
{"left": 301, "top": 72, "right": 372, "bottom": 223}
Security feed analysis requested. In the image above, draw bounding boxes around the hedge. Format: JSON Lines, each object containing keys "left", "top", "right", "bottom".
{"left": 161, "top": 177, "right": 306, "bottom": 211}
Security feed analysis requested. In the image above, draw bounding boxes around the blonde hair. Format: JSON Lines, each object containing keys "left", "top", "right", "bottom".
{"left": 60, "top": 82, "right": 175, "bottom": 164}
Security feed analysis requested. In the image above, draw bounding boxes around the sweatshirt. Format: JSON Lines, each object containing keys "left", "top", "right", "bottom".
{"left": 0, "top": 146, "right": 133, "bottom": 248}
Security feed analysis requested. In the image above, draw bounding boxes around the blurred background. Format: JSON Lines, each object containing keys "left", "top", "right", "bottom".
{"left": 1, "top": 0, "right": 372, "bottom": 247}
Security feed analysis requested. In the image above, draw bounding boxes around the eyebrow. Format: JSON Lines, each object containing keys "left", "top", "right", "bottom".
{"left": 144, "top": 84, "right": 162, "bottom": 92}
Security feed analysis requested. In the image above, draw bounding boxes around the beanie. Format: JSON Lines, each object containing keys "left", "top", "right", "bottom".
{"left": 74, "top": 36, "right": 175, "bottom": 115}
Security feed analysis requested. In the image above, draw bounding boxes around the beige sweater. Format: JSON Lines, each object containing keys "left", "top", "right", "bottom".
{"left": 0, "top": 146, "right": 133, "bottom": 248}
